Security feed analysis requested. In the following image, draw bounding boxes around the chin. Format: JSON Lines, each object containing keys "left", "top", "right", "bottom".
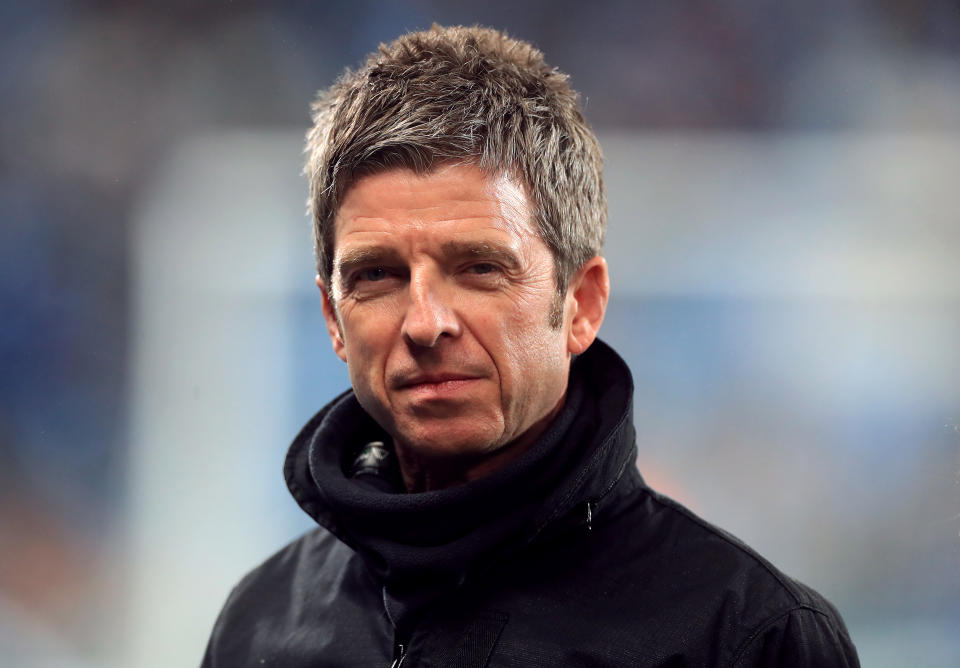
{"left": 396, "top": 423, "right": 503, "bottom": 461}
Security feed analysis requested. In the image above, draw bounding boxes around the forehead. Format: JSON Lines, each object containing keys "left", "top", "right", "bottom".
{"left": 333, "top": 164, "right": 535, "bottom": 245}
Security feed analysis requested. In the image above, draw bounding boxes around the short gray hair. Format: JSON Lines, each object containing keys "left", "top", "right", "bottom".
{"left": 305, "top": 24, "right": 606, "bottom": 301}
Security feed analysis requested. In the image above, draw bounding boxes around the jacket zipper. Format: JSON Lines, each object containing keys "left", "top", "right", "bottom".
{"left": 390, "top": 643, "right": 406, "bottom": 668}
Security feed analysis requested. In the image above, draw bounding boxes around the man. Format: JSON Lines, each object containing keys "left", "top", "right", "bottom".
{"left": 203, "top": 25, "right": 859, "bottom": 667}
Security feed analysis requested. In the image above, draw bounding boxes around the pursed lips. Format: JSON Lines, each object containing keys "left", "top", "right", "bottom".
{"left": 391, "top": 371, "right": 485, "bottom": 392}
{"left": 397, "top": 373, "right": 481, "bottom": 388}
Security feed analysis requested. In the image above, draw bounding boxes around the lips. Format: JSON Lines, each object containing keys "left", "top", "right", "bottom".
{"left": 400, "top": 373, "right": 477, "bottom": 387}
{"left": 397, "top": 372, "right": 481, "bottom": 389}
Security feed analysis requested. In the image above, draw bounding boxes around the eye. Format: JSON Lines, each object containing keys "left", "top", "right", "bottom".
{"left": 466, "top": 262, "right": 498, "bottom": 275}
{"left": 357, "top": 266, "right": 388, "bottom": 282}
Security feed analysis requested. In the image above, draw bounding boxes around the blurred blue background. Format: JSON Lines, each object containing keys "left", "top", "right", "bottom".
{"left": 1, "top": 2, "right": 959, "bottom": 666}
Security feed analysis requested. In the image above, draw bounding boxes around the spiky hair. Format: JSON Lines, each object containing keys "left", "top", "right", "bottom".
{"left": 305, "top": 24, "right": 606, "bottom": 299}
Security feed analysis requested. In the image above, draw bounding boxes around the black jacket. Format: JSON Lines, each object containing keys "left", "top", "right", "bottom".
{"left": 203, "top": 340, "right": 859, "bottom": 667}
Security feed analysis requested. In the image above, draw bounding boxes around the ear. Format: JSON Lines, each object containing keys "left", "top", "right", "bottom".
{"left": 565, "top": 256, "right": 610, "bottom": 355}
{"left": 317, "top": 275, "right": 347, "bottom": 362}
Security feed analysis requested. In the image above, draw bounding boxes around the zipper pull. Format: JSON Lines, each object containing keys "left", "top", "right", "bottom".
{"left": 586, "top": 501, "right": 593, "bottom": 531}
{"left": 390, "top": 643, "right": 406, "bottom": 668}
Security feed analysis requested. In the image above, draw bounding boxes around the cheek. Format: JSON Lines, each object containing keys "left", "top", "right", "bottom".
{"left": 496, "top": 296, "right": 567, "bottom": 399}
{"left": 341, "top": 302, "right": 403, "bottom": 382}
{"left": 341, "top": 298, "right": 404, "bottom": 343}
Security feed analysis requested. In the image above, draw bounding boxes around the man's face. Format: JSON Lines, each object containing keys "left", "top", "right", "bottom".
{"left": 321, "top": 163, "right": 576, "bottom": 464}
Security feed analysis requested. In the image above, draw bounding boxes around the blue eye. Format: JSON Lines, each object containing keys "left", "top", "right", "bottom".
{"left": 359, "top": 267, "right": 387, "bottom": 281}
{"left": 468, "top": 263, "right": 497, "bottom": 275}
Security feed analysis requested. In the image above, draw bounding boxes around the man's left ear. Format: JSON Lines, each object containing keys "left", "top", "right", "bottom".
{"left": 566, "top": 256, "right": 610, "bottom": 355}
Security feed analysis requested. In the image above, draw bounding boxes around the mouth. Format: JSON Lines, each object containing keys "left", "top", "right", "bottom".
{"left": 393, "top": 372, "right": 485, "bottom": 399}
{"left": 398, "top": 373, "right": 481, "bottom": 389}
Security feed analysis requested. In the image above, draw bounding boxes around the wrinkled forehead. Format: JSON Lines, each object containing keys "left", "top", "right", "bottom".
{"left": 333, "top": 163, "right": 536, "bottom": 242}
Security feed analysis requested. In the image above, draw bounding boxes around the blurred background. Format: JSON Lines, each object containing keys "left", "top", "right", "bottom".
{"left": 2, "top": 1, "right": 959, "bottom": 666}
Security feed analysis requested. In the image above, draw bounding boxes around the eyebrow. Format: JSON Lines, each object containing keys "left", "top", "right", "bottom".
{"left": 439, "top": 241, "right": 522, "bottom": 272}
{"left": 335, "top": 247, "right": 405, "bottom": 280}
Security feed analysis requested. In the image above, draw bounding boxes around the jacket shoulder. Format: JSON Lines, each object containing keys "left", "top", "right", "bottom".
{"left": 639, "top": 486, "right": 859, "bottom": 666}
{"left": 202, "top": 528, "right": 391, "bottom": 668}
{"left": 643, "top": 488, "right": 832, "bottom": 605}
{"left": 230, "top": 526, "right": 347, "bottom": 593}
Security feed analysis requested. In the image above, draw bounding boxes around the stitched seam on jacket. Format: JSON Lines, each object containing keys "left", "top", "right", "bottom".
{"left": 727, "top": 604, "right": 835, "bottom": 668}
{"left": 529, "top": 404, "right": 633, "bottom": 539}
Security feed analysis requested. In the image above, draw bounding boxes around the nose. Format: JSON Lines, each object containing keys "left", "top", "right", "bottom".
{"left": 401, "top": 270, "right": 461, "bottom": 348}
